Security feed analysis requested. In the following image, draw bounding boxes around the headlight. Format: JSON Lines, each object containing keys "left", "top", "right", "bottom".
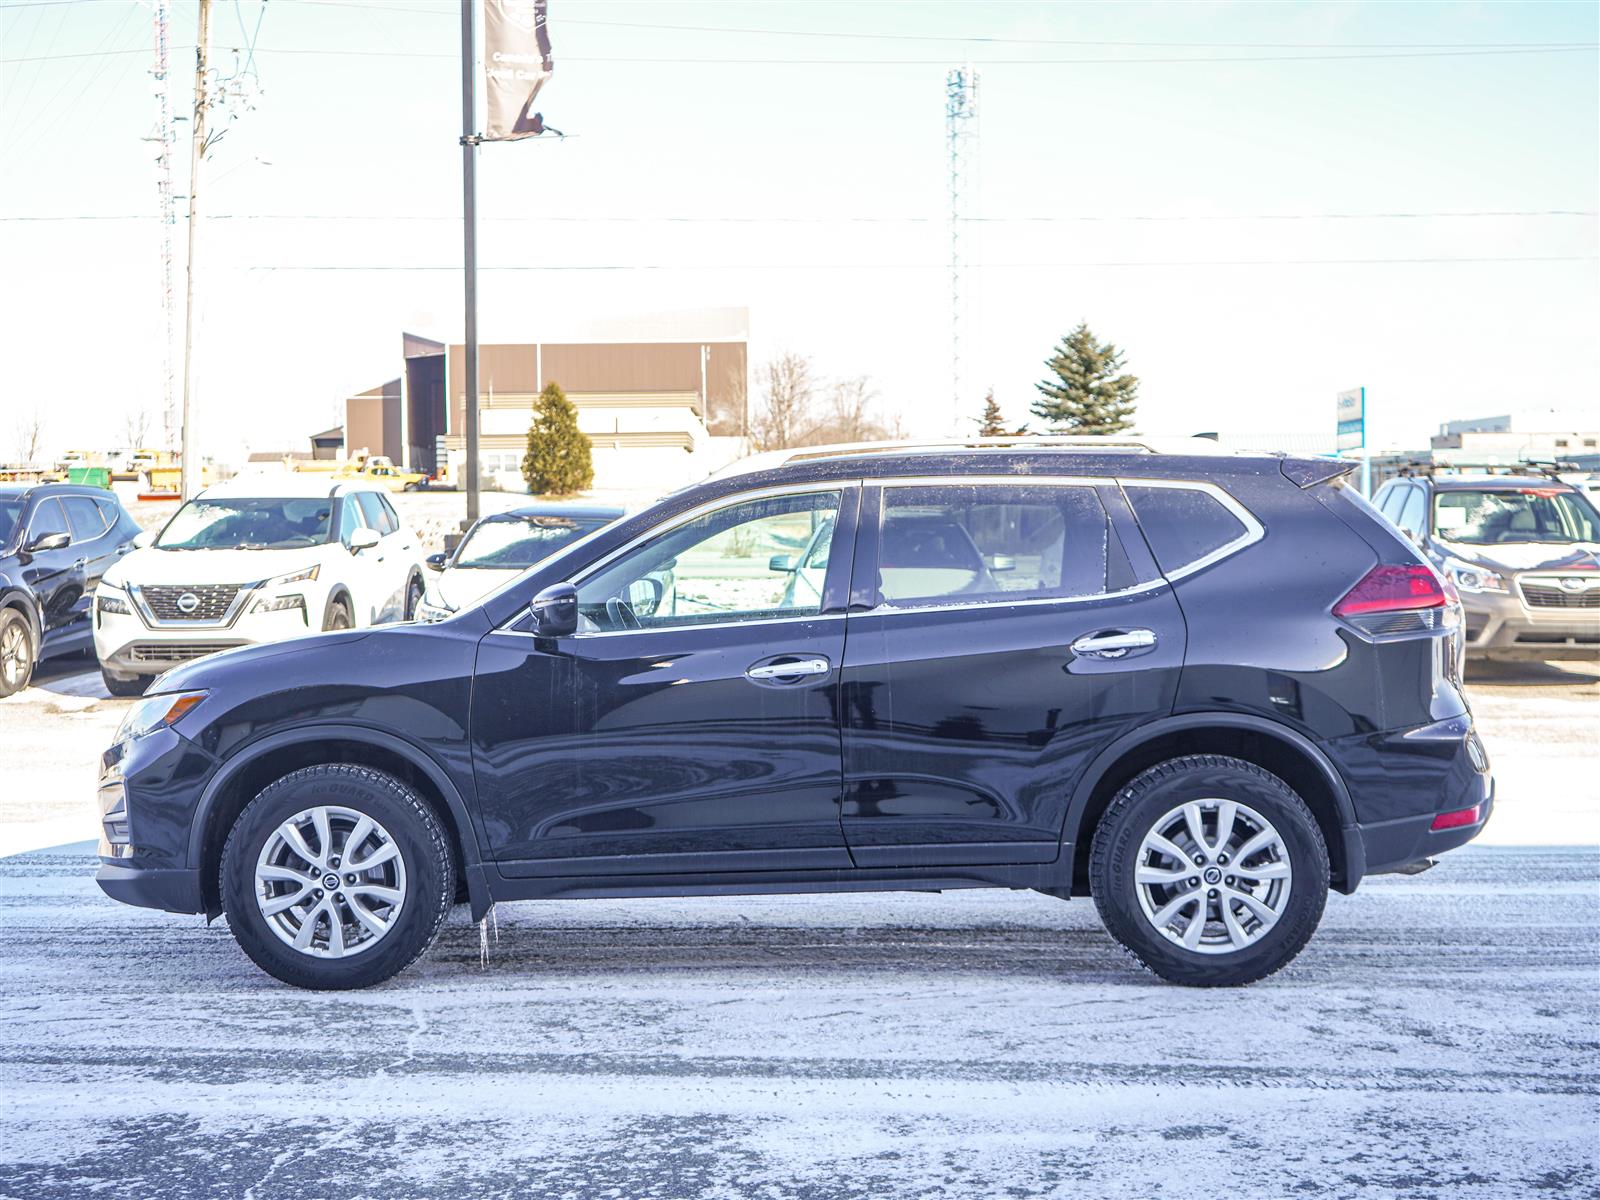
{"left": 114, "top": 690, "right": 207, "bottom": 745}
{"left": 415, "top": 599, "right": 454, "bottom": 624}
{"left": 264, "top": 565, "right": 320, "bottom": 588}
{"left": 251, "top": 593, "right": 307, "bottom": 616}
{"left": 98, "top": 589, "right": 131, "bottom": 616}
{"left": 1442, "top": 558, "right": 1507, "bottom": 594}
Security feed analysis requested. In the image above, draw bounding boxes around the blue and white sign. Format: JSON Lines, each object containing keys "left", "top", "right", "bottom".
{"left": 1336, "top": 387, "right": 1365, "bottom": 452}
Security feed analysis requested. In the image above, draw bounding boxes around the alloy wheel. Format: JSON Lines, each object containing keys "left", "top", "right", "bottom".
{"left": 254, "top": 805, "right": 408, "bottom": 958}
{"left": 0, "top": 622, "right": 31, "bottom": 690}
{"left": 1133, "top": 798, "right": 1292, "bottom": 955}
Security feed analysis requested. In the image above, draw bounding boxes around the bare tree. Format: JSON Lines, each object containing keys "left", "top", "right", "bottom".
{"left": 750, "top": 352, "right": 819, "bottom": 451}
{"left": 123, "top": 406, "right": 152, "bottom": 450}
{"left": 13, "top": 409, "right": 45, "bottom": 466}
{"left": 821, "top": 375, "right": 881, "bottom": 444}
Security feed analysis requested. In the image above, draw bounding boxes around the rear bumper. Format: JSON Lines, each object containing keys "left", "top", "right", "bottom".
{"left": 1354, "top": 775, "right": 1494, "bottom": 878}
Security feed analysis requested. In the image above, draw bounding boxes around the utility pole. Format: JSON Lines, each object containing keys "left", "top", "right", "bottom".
{"left": 147, "top": 0, "right": 177, "bottom": 454}
{"left": 179, "top": 0, "right": 212, "bottom": 500}
{"left": 459, "top": 0, "right": 481, "bottom": 526}
{"left": 945, "top": 65, "right": 979, "bottom": 436}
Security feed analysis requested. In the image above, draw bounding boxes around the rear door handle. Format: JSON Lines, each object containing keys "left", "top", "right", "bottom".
{"left": 746, "top": 657, "right": 831, "bottom": 681}
{"left": 1071, "top": 628, "right": 1157, "bottom": 659}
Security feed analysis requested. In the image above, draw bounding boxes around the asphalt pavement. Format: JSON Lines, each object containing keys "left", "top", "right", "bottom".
{"left": 1, "top": 656, "right": 1596, "bottom": 1199}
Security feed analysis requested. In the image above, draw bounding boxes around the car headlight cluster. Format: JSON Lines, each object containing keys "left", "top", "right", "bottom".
{"left": 114, "top": 690, "right": 207, "bottom": 745}
{"left": 97, "top": 586, "right": 131, "bottom": 616}
{"left": 1441, "top": 558, "right": 1507, "bottom": 594}
{"left": 250, "top": 565, "right": 319, "bottom": 617}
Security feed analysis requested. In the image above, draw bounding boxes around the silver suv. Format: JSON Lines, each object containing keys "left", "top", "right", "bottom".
{"left": 1372, "top": 471, "right": 1600, "bottom": 661}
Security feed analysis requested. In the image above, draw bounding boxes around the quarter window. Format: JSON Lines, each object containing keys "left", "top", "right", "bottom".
{"left": 1125, "top": 485, "right": 1250, "bottom": 575}
{"left": 875, "top": 483, "right": 1110, "bottom": 607}
{"left": 577, "top": 490, "right": 843, "bottom": 632}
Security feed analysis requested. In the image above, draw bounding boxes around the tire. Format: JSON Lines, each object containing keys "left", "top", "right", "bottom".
{"left": 1089, "top": 754, "right": 1329, "bottom": 987}
{"left": 402, "top": 574, "right": 424, "bottom": 621}
{"left": 322, "top": 594, "right": 353, "bottom": 631}
{"left": 0, "top": 609, "right": 34, "bottom": 697}
{"left": 220, "top": 764, "right": 455, "bottom": 990}
{"left": 100, "top": 667, "right": 151, "bottom": 698}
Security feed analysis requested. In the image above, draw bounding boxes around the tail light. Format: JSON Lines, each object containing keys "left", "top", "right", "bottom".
{"left": 1334, "top": 564, "right": 1452, "bottom": 636}
{"left": 1431, "top": 804, "right": 1481, "bottom": 831}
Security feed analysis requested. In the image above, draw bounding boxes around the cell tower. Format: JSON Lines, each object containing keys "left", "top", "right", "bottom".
{"left": 147, "top": 0, "right": 178, "bottom": 450}
{"left": 945, "top": 65, "right": 979, "bottom": 434}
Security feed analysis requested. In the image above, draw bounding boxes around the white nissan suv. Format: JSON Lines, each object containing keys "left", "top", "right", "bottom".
{"left": 94, "top": 477, "right": 427, "bottom": 696}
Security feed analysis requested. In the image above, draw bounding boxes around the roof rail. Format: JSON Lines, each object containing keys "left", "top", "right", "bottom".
{"left": 1400, "top": 458, "right": 1580, "bottom": 480}
{"left": 709, "top": 434, "right": 1230, "bottom": 481}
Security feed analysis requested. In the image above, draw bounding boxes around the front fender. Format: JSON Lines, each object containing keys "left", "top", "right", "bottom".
{"left": 187, "top": 722, "right": 494, "bottom": 919}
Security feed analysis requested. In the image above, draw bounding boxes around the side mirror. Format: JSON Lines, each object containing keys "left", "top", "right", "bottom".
{"left": 529, "top": 582, "right": 578, "bottom": 637}
{"left": 425, "top": 551, "right": 448, "bottom": 572}
{"left": 132, "top": 529, "right": 157, "bottom": 549}
{"left": 768, "top": 554, "right": 797, "bottom": 572}
{"left": 348, "top": 527, "right": 382, "bottom": 552}
{"left": 26, "top": 531, "right": 71, "bottom": 554}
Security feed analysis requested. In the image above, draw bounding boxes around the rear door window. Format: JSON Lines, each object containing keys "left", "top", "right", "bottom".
{"left": 63, "top": 496, "right": 108, "bottom": 541}
{"left": 1125, "top": 484, "right": 1251, "bottom": 575}
{"left": 876, "top": 483, "right": 1110, "bottom": 607}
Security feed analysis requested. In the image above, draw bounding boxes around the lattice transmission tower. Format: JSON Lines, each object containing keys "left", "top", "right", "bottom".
{"left": 945, "top": 65, "right": 979, "bottom": 435}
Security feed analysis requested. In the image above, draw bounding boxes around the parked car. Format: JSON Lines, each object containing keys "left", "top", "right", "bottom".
{"left": 415, "top": 502, "right": 623, "bottom": 623}
{"left": 1371, "top": 472, "right": 1600, "bottom": 661}
{"left": 0, "top": 483, "right": 144, "bottom": 696}
{"left": 95, "top": 439, "right": 1493, "bottom": 990}
{"left": 94, "top": 476, "right": 427, "bottom": 696}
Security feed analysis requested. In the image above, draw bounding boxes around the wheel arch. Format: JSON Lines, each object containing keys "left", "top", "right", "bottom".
{"left": 1062, "top": 712, "right": 1363, "bottom": 897}
{"left": 320, "top": 585, "right": 354, "bottom": 628}
{"left": 189, "top": 723, "right": 491, "bottom": 920}
{"left": 0, "top": 587, "right": 41, "bottom": 643}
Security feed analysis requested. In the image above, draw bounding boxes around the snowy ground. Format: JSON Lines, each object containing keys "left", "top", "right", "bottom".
{"left": 0, "top": 658, "right": 1596, "bottom": 1198}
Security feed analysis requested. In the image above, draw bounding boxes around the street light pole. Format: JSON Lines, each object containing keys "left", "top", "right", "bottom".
{"left": 179, "top": 0, "right": 212, "bottom": 501}
{"left": 460, "top": 0, "right": 481, "bottom": 527}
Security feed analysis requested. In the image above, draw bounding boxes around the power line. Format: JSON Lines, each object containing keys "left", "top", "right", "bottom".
{"left": 4, "top": 209, "right": 1594, "bottom": 223}
{"left": 8, "top": 42, "right": 1598, "bottom": 65}
{"left": 215, "top": 255, "right": 1596, "bottom": 272}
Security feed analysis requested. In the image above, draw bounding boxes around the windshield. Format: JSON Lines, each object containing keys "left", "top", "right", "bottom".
{"left": 0, "top": 499, "right": 22, "bottom": 547}
{"left": 1434, "top": 488, "right": 1600, "bottom": 546}
{"left": 455, "top": 515, "right": 612, "bottom": 569}
{"left": 156, "top": 498, "right": 333, "bottom": 550}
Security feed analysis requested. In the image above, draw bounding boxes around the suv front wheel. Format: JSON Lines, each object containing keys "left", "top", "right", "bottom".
{"left": 220, "top": 764, "right": 455, "bottom": 989}
{"left": 1090, "top": 755, "right": 1329, "bottom": 987}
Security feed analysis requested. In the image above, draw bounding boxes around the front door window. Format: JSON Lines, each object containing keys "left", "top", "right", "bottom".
{"left": 576, "top": 490, "right": 843, "bottom": 632}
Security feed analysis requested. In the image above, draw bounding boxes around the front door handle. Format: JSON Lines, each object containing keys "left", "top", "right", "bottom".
{"left": 746, "top": 657, "right": 831, "bottom": 681}
{"left": 1071, "top": 628, "right": 1157, "bottom": 659}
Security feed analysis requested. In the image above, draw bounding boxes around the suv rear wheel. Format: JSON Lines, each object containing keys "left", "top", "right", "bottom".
{"left": 220, "top": 764, "right": 454, "bottom": 989}
{"left": 1089, "top": 755, "right": 1329, "bottom": 986}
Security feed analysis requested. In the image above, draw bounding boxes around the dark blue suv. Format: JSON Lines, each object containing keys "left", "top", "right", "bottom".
{"left": 95, "top": 443, "right": 1494, "bottom": 988}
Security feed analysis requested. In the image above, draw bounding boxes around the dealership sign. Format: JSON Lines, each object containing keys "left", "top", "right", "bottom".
{"left": 1336, "top": 387, "right": 1365, "bottom": 452}
{"left": 483, "top": 0, "right": 553, "bottom": 141}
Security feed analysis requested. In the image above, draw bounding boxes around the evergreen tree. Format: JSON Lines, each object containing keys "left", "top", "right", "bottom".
{"left": 1031, "top": 323, "right": 1139, "bottom": 435}
{"left": 521, "top": 381, "right": 593, "bottom": 495}
{"left": 977, "top": 389, "right": 1008, "bottom": 437}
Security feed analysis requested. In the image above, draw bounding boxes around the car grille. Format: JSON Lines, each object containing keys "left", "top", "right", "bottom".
{"left": 1520, "top": 580, "right": 1600, "bottom": 609}
{"left": 127, "top": 642, "right": 245, "bottom": 666}
{"left": 140, "top": 584, "right": 243, "bottom": 622}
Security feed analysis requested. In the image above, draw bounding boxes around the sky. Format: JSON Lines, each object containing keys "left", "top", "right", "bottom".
{"left": 1, "top": 0, "right": 1596, "bottom": 468}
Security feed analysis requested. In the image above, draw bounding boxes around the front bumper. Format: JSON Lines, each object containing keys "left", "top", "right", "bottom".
{"left": 1459, "top": 584, "right": 1600, "bottom": 660}
{"left": 94, "top": 723, "right": 216, "bottom": 914}
{"left": 96, "top": 861, "right": 203, "bottom": 913}
{"left": 95, "top": 604, "right": 313, "bottom": 677}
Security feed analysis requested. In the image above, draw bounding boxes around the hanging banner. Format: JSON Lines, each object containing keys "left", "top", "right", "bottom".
{"left": 483, "top": 0, "right": 553, "bottom": 141}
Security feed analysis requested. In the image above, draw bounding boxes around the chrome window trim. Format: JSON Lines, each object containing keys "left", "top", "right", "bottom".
{"left": 1118, "top": 478, "right": 1265, "bottom": 582}
{"left": 493, "top": 473, "right": 1261, "bottom": 633}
